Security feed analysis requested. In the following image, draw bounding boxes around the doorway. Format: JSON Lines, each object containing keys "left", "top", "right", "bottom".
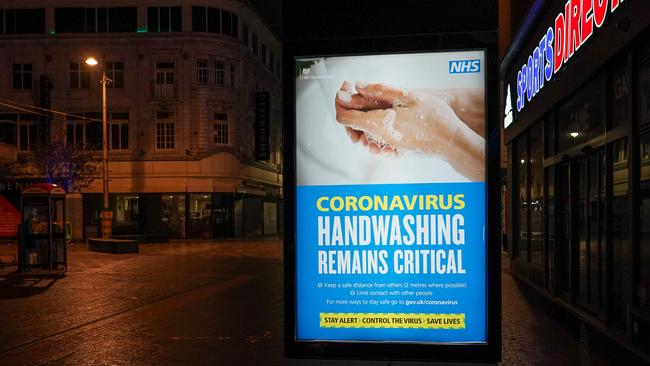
{"left": 556, "top": 163, "right": 572, "bottom": 299}
{"left": 554, "top": 149, "right": 607, "bottom": 318}
{"left": 575, "top": 150, "right": 606, "bottom": 317}
{"left": 188, "top": 194, "right": 212, "bottom": 239}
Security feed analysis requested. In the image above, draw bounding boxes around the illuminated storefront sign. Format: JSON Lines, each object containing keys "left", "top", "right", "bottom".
{"left": 505, "top": 0, "right": 625, "bottom": 128}
{"left": 504, "top": 84, "right": 514, "bottom": 129}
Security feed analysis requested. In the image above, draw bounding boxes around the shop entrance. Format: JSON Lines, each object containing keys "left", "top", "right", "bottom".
{"left": 556, "top": 163, "right": 572, "bottom": 300}
{"left": 188, "top": 194, "right": 212, "bottom": 239}
{"left": 555, "top": 149, "right": 607, "bottom": 319}
{"left": 575, "top": 149, "right": 607, "bottom": 318}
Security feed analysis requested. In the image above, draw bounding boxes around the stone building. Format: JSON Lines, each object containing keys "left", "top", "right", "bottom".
{"left": 0, "top": 0, "right": 283, "bottom": 240}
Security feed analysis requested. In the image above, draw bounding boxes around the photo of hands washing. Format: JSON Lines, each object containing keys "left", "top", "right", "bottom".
{"left": 296, "top": 51, "right": 485, "bottom": 185}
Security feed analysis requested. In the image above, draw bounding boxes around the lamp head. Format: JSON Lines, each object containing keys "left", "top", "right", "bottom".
{"left": 85, "top": 57, "right": 98, "bottom": 66}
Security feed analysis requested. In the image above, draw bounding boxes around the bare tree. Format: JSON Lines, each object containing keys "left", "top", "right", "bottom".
{"left": 0, "top": 141, "right": 100, "bottom": 193}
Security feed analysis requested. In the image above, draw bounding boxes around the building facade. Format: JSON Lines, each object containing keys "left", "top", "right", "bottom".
{"left": 502, "top": 0, "right": 650, "bottom": 360}
{"left": 0, "top": 0, "right": 283, "bottom": 240}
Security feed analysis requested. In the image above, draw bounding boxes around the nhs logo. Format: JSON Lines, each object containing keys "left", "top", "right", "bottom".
{"left": 449, "top": 59, "right": 481, "bottom": 74}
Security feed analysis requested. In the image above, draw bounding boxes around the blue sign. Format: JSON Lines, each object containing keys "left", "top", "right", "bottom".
{"left": 449, "top": 59, "right": 481, "bottom": 74}
{"left": 295, "top": 51, "right": 487, "bottom": 345}
{"left": 296, "top": 182, "right": 486, "bottom": 343}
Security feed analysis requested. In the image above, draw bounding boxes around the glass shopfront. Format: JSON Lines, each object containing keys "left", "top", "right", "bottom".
{"left": 188, "top": 193, "right": 213, "bottom": 238}
{"left": 212, "top": 194, "right": 234, "bottom": 238}
{"left": 516, "top": 135, "right": 528, "bottom": 265}
{"left": 557, "top": 76, "right": 606, "bottom": 153}
{"left": 112, "top": 194, "right": 140, "bottom": 233}
{"left": 162, "top": 193, "right": 185, "bottom": 238}
{"left": 82, "top": 192, "right": 281, "bottom": 240}
{"left": 639, "top": 58, "right": 650, "bottom": 312}
{"left": 640, "top": 133, "right": 650, "bottom": 310}
{"left": 611, "top": 138, "right": 629, "bottom": 326}
{"left": 513, "top": 122, "right": 544, "bottom": 286}
{"left": 512, "top": 73, "right": 612, "bottom": 313}
{"left": 506, "top": 28, "right": 650, "bottom": 362}
{"left": 575, "top": 149, "right": 606, "bottom": 317}
{"left": 529, "top": 122, "right": 544, "bottom": 284}
{"left": 503, "top": 1, "right": 650, "bottom": 358}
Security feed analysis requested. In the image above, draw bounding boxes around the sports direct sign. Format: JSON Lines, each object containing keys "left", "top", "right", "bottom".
{"left": 504, "top": 0, "right": 625, "bottom": 128}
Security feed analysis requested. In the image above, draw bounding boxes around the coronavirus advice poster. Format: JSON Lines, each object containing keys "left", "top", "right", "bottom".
{"left": 295, "top": 51, "right": 486, "bottom": 344}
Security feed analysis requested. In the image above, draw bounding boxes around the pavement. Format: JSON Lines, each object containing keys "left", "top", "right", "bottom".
{"left": 502, "top": 261, "right": 605, "bottom": 366}
{"left": 0, "top": 239, "right": 283, "bottom": 366}
{"left": 0, "top": 241, "right": 643, "bottom": 365}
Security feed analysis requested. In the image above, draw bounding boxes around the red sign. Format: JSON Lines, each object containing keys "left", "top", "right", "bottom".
{"left": 0, "top": 195, "right": 20, "bottom": 238}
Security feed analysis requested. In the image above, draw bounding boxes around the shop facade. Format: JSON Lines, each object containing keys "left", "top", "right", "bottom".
{"left": 0, "top": 0, "right": 283, "bottom": 240}
{"left": 502, "top": 0, "right": 650, "bottom": 359}
{"left": 82, "top": 191, "right": 282, "bottom": 239}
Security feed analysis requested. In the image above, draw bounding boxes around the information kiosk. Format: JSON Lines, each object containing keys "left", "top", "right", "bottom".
{"left": 19, "top": 183, "right": 67, "bottom": 273}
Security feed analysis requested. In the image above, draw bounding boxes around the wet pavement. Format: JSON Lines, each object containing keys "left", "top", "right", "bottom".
{"left": 501, "top": 252, "right": 648, "bottom": 366}
{"left": 0, "top": 241, "right": 642, "bottom": 365}
{"left": 0, "top": 240, "right": 283, "bottom": 366}
{"left": 502, "top": 265, "right": 605, "bottom": 365}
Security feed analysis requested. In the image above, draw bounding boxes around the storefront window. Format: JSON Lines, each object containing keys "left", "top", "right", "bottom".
{"left": 577, "top": 159, "right": 588, "bottom": 305}
{"left": 243, "top": 197, "right": 263, "bottom": 237}
{"left": 112, "top": 194, "right": 139, "bottom": 233}
{"left": 162, "top": 194, "right": 185, "bottom": 238}
{"left": 639, "top": 60, "right": 650, "bottom": 127}
{"left": 234, "top": 198, "right": 243, "bottom": 236}
{"left": 557, "top": 76, "right": 606, "bottom": 152}
{"left": 517, "top": 135, "right": 528, "bottom": 261}
{"left": 557, "top": 163, "right": 571, "bottom": 298}
{"left": 639, "top": 134, "right": 650, "bottom": 310}
{"left": 545, "top": 166, "right": 555, "bottom": 289}
{"left": 611, "top": 138, "right": 628, "bottom": 326}
{"left": 189, "top": 194, "right": 212, "bottom": 238}
{"left": 589, "top": 152, "right": 606, "bottom": 312}
{"left": 529, "top": 122, "right": 544, "bottom": 278}
{"left": 610, "top": 61, "right": 630, "bottom": 129}
{"left": 572, "top": 148, "right": 606, "bottom": 314}
{"left": 212, "top": 194, "right": 233, "bottom": 237}
{"left": 82, "top": 194, "right": 102, "bottom": 238}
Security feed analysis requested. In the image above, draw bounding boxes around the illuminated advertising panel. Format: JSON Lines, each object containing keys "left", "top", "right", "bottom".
{"left": 295, "top": 50, "right": 486, "bottom": 344}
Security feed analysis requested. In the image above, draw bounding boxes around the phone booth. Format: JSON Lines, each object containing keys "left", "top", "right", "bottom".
{"left": 19, "top": 183, "right": 67, "bottom": 273}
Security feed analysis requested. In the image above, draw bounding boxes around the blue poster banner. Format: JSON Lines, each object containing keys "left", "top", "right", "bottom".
{"left": 296, "top": 182, "right": 486, "bottom": 343}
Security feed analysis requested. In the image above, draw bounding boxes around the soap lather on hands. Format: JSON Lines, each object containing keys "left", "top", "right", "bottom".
{"left": 334, "top": 81, "right": 485, "bottom": 182}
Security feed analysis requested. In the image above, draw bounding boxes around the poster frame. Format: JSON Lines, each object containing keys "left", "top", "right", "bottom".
{"left": 283, "top": 32, "right": 501, "bottom": 363}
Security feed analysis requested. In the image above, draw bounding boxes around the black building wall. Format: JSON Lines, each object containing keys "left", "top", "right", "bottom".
{"left": 283, "top": 0, "right": 498, "bottom": 41}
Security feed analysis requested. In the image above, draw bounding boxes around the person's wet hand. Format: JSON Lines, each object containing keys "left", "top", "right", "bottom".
{"left": 335, "top": 81, "right": 397, "bottom": 155}
{"left": 335, "top": 81, "right": 470, "bottom": 155}
{"left": 334, "top": 81, "right": 485, "bottom": 181}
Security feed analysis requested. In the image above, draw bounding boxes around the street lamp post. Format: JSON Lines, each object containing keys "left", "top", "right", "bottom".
{"left": 86, "top": 57, "right": 112, "bottom": 238}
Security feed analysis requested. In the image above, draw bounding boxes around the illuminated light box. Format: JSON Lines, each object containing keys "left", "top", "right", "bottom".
{"left": 294, "top": 51, "right": 487, "bottom": 345}
{"left": 283, "top": 29, "right": 501, "bottom": 363}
